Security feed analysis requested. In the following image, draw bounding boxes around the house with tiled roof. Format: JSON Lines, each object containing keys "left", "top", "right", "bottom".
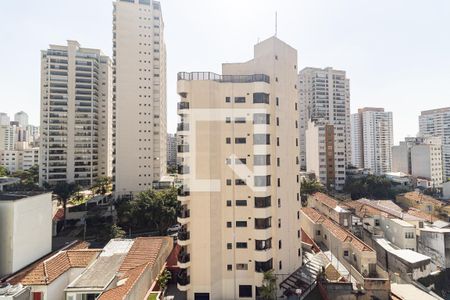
{"left": 65, "top": 237, "right": 173, "bottom": 300}
{"left": 396, "top": 191, "right": 446, "bottom": 218}
{"left": 307, "top": 192, "right": 352, "bottom": 227}
{"left": 4, "top": 241, "right": 100, "bottom": 300}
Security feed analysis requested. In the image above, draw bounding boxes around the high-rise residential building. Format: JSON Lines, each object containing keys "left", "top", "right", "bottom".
{"left": 40, "top": 40, "right": 113, "bottom": 187}
{"left": 0, "top": 125, "right": 15, "bottom": 151}
{"left": 419, "top": 107, "right": 450, "bottom": 182}
{"left": 351, "top": 107, "right": 393, "bottom": 174}
{"left": 0, "top": 113, "right": 10, "bottom": 126}
{"left": 299, "top": 67, "right": 351, "bottom": 190}
{"left": 14, "top": 111, "right": 29, "bottom": 127}
{"left": 392, "top": 136, "right": 443, "bottom": 187}
{"left": 166, "top": 133, "right": 177, "bottom": 168}
{"left": 113, "top": 0, "right": 167, "bottom": 196}
{"left": 176, "top": 37, "right": 302, "bottom": 299}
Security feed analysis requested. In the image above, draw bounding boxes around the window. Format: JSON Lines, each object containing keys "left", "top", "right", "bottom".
{"left": 235, "top": 137, "right": 246, "bottom": 144}
{"left": 317, "top": 230, "right": 321, "bottom": 236}
{"left": 253, "top": 93, "right": 269, "bottom": 104}
{"left": 235, "top": 158, "right": 247, "bottom": 164}
{"left": 226, "top": 137, "right": 231, "bottom": 144}
{"left": 254, "top": 134, "right": 270, "bottom": 145}
{"left": 236, "top": 221, "right": 247, "bottom": 227}
{"left": 255, "top": 259, "right": 273, "bottom": 273}
{"left": 253, "top": 113, "right": 270, "bottom": 124}
{"left": 255, "top": 238, "right": 272, "bottom": 250}
{"left": 278, "top": 240, "right": 282, "bottom": 249}
{"left": 227, "top": 264, "right": 233, "bottom": 271}
{"left": 344, "top": 250, "right": 349, "bottom": 257}
{"left": 254, "top": 175, "right": 271, "bottom": 187}
{"left": 226, "top": 179, "right": 232, "bottom": 185}
{"left": 254, "top": 154, "right": 270, "bottom": 165}
{"left": 255, "top": 196, "right": 271, "bottom": 208}
{"left": 277, "top": 158, "right": 280, "bottom": 167}
{"left": 235, "top": 179, "right": 246, "bottom": 185}
{"left": 405, "top": 232, "right": 414, "bottom": 239}
{"left": 226, "top": 200, "right": 232, "bottom": 206}
{"left": 33, "top": 293, "right": 43, "bottom": 300}
{"left": 225, "top": 117, "right": 231, "bottom": 123}
{"left": 276, "top": 97, "right": 279, "bottom": 106}
{"left": 225, "top": 97, "right": 231, "bottom": 103}
{"left": 277, "top": 178, "right": 281, "bottom": 187}
{"left": 235, "top": 117, "right": 246, "bottom": 123}
{"left": 255, "top": 217, "right": 271, "bottom": 229}
{"left": 227, "top": 243, "right": 232, "bottom": 249}
{"left": 239, "top": 285, "right": 252, "bottom": 298}
{"left": 279, "top": 260, "right": 282, "bottom": 270}
{"left": 235, "top": 97, "right": 246, "bottom": 103}
{"left": 236, "top": 263, "right": 248, "bottom": 270}
{"left": 236, "top": 200, "right": 247, "bottom": 206}
{"left": 226, "top": 222, "right": 232, "bottom": 228}
{"left": 236, "top": 242, "right": 248, "bottom": 248}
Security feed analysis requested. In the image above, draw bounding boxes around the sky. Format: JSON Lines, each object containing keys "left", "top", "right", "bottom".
{"left": 1, "top": 0, "right": 450, "bottom": 143}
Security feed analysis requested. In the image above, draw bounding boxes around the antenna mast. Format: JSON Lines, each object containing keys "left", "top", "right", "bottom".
{"left": 275, "top": 12, "right": 278, "bottom": 37}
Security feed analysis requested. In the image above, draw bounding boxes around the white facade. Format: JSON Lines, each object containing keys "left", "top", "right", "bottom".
{"left": 299, "top": 67, "right": 351, "bottom": 190}
{"left": 113, "top": 0, "right": 167, "bottom": 195}
{"left": 351, "top": 108, "right": 393, "bottom": 174}
{"left": 176, "top": 37, "right": 302, "bottom": 299}
{"left": 167, "top": 133, "right": 177, "bottom": 168}
{"left": 419, "top": 107, "right": 450, "bottom": 182}
{"left": 0, "top": 148, "right": 39, "bottom": 173}
{"left": 40, "top": 41, "right": 112, "bottom": 187}
{"left": 0, "top": 113, "right": 10, "bottom": 126}
{"left": 0, "top": 125, "right": 16, "bottom": 151}
{"left": 411, "top": 143, "right": 443, "bottom": 187}
{"left": 0, "top": 193, "right": 52, "bottom": 277}
{"left": 14, "top": 111, "right": 28, "bottom": 128}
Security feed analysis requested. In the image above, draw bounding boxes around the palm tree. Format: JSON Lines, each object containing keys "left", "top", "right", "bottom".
{"left": 91, "top": 176, "right": 112, "bottom": 195}
{"left": 259, "top": 270, "right": 277, "bottom": 300}
{"left": 53, "top": 182, "right": 79, "bottom": 228}
{"left": 157, "top": 269, "right": 172, "bottom": 291}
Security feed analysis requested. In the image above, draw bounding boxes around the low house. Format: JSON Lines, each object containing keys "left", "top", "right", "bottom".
{"left": 384, "top": 172, "right": 414, "bottom": 191}
{"left": 307, "top": 192, "right": 351, "bottom": 227}
{"left": 417, "top": 226, "right": 450, "bottom": 269}
{"left": 396, "top": 191, "right": 446, "bottom": 217}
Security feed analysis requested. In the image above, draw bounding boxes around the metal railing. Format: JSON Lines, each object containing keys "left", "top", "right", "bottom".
{"left": 178, "top": 72, "right": 270, "bottom": 83}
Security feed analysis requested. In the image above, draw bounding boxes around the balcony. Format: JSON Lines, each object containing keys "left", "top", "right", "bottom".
{"left": 178, "top": 144, "right": 189, "bottom": 153}
{"left": 177, "top": 206, "right": 191, "bottom": 224}
{"left": 178, "top": 251, "right": 191, "bottom": 268}
{"left": 177, "top": 102, "right": 190, "bottom": 110}
{"left": 178, "top": 229, "right": 190, "bottom": 246}
{"left": 178, "top": 72, "right": 270, "bottom": 84}
{"left": 177, "top": 123, "right": 189, "bottom": 132}
{"left": 255, "top": 258, "right": 273, "bottom": 273}
{"left": 177, "top": 271, "right": 191, "bottom": 291}
{"left": 178, "top": 165, "right": 190, "bottom": 175}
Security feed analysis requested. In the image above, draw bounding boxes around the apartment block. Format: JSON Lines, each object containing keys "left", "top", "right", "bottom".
{"left": 0, "top": 147, "right": 39, "bottom": 173}
{"left": 14, "top": 111, "right": 28, "bottom": 128}
{"left": 113, "top": 0, "right": 167, "bottom": 195}
{"left": 392, "top": 136, "right": 443, "bottom": 187}
{"left": 419, "top": 107, "right": 450, "bottom": 182}
{"left": 299, "top": 67, "right": 351, "bottom": 190}
{"left": 176, "top": 37, "right": 302, "bottom": 299}
{"left": 0, "top": 113, "right": 10, "bottom": 126}
{"left": 351, "top": 108, "right": 393, "bottom": 174}
{"left": 167, "top": 133, "right": 177, "bottom": 168}
{"left": 40, "top": 41, "right": 113, "bottom": 187}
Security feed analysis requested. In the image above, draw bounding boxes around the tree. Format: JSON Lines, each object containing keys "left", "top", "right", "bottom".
{"left": 259, "top": 270, "right": 277, "bottom": 300}
{"left": 53, "top": 182, "right": 79, "bottom": 227}
{"left": 109, "top": 224, "right": 126, "bottom": 239}
{"left": 344, "top": 175, "right": 395, "bottom": 200}
{"left": 91, "top": 176, "right": 112, "bottom": 195}
{"left": 300, "top": 178, "right": 325, "bottom": 206}
{"left": 0, "top": 165, "right": 10, "bottom": 177}
{"left": 157, "top": 269, "right": 171, "bottom": 291}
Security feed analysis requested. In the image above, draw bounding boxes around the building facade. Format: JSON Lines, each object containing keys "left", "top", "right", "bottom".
{"left": 299, "top": 67, "right": 351, "bottom": 190}
{"left": 351, "top": 108, "right": 393, "bottom": 174}
{"left": 113, "top": 0, "right": 167, "bottom": 196}
{"left": 14, "top": 111, "right": 29, "bottom": 128}
{"left": 40, "top": 41, "right": 112, "bottom": 187}
{"left": 167, "top": 133, "right": 177, "bottom": 168}
{"left": 419, "top": 107, "right": 450, "bottom": 182}
{"left": 176, "top": 37, "right": 302, "bottom": 299}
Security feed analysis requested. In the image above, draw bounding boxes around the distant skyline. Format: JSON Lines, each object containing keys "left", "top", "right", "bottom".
{"left": 1, "top": 0, "right": 450, "bottom": 143}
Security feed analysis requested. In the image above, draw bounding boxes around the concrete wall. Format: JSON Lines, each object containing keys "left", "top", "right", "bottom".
{"left": 0, "top": 193, "right": 52, "bottom": 276}
{"left": 418, "top": 230, "right": 450, "bottom": 269}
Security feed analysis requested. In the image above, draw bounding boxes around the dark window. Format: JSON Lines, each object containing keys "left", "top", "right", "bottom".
{"left": 254, "top": 175, "right": 271, "bottom": 187}
{"left": 253, "top": 93, "right": 269, "bottom": 104}
{"left": 277, "top": 157, "right": 280, "bottom": 167}
{"left": 225, "top": 117, "right": 231, "bottom": 123}
{"left": 277, "top": 178, "right": 281, "bottom": 187}
{"left": 236, "top": 242, "right": 248, "bottom": 248}
{"left": 234, "top": 117, "right": 246, "bottom": 123}
{"left": 236, "top": 200, "right": 247, "bottom": 206}
{"left": 236, "top": 158, "right": 247, "bottom": 164}
{"left": 276, "top": 97, "right": 279, "bottom": 106}
{"left": 254, "top": 155, "right": 270, "bottom": 165}
{"left": 254, "top": 134, "right": 270, "bottom": 145}
{"left": 225, "top": 97, "right": 231, "bottom": 103}
{"left": 227, "top": 264, "right": 232, "bottom": 271}
{"left": 226, "top": 137, "right": 231, "bottom": 144}
{"left": 255, "top": 258, "right": 273, "bottom": 272}
{"left": 235, "top": 137, "right": 246, "bottom": 144}
{"left": 344, "top": 250, "right": 349, "bottom": 257}
{"left": 227, "top": 243, "right": 232, "bottom": 249}
{"left": 226, "top": 200, "right": 232, "bottom": 206}
{"left": 226, "top": 179, "right": 232, "bottom": 185}
{"left": 276, "top": 137, "right": 279, "bottom": 146}
{"left": 239, "top": 285, "right": 253, "bottom": 298}
{"left": 236, "top": 221, "right": 247, "bottom": 227}
{"left": 255, "top": 217, "right": 271, "bottom": 229}
{"left": 235, "top": 179, "right": 246, "bottom": 185}
{"left": 227, "top": 222, "right": 232, "bottom": 228}
{"left": 255, "top": 238, "right": 272, "bottom": 250}
{"left": 278, "top": 240, "right": 282, "bottom": 249}
{"left": 194, "top": 293, "right": 210, "bottom": 300}
{"left": 255, "top": 196, "right": 271, "bottom": 208}
{"left": 235, "top": 97, "right": 246, "bottom": 103}
{"left": 253, "top": 113, "right": 270, "bottom": 124}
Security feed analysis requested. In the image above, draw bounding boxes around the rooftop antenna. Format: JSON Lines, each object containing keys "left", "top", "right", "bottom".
{"left": 275, "top": 11, "right": 278, "bottom": 37}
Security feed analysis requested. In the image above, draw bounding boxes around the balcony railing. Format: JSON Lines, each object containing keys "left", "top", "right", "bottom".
{"left": 178, "top": 231, "right": 190, "bottom": 241}
{"left": 179, "top": 208, "right": 190, "bottom": 219}
{"left": 177, "top": 102, "right": 189, "bottom": 110}
{"left": 178, "top": 145, "right": 189, "bottom": 153}
{"left": 177, "top": 123, "right": 189, "bottom": 131}
{"left": 178, "top": 72, "right": 270, "bottom": 84}
{"left": 177, "top": 273, "right": 190, "bottom": 286}
{"left": 178, "top": 252, "right": 191, "bottom": 264}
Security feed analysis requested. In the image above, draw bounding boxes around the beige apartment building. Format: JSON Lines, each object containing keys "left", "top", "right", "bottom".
{"left": 176, "top": 37, "right": 302, "bottom": 300}
{"left": 113, "top": 0, "right": 167, "bottom": 196}
{"left": 40, "top": 41, "right": 113, "bottom": 187}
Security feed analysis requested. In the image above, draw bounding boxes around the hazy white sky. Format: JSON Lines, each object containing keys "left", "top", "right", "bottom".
{"left": 1, "top": 0, "right": 449, "bottom": 143}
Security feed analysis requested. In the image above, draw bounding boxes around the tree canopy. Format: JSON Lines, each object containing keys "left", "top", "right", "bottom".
{"left": 344, "top": 175, "right": 396, "bottom": 200}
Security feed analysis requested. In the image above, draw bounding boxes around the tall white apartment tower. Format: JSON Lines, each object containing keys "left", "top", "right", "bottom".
{"left": 113, "top": 0, "right": 167, "bottom": 195}
{"left": 299, "top": 67, "right": 351, "bottom": 190}
{"left": 14, "top": 111, "right": 29, "bottom": 127}
{"left": 176, "top": 37, "right": 302, "bottom": 299}
{"left": 419, "top": 107, "right": 450, "bottom": 182}
{"left": 351, "top": 107, "right": 393, "bottom": 174}
{"left": 40, "top": 41, "right": 113, "bottom": 187}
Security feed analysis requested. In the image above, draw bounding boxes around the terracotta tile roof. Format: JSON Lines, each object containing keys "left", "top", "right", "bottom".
{"left": 53, "top": 207, "right": 64, "bottom": 222}
{"left": 344, "top": 201, "right": 387, "bottom": 218}
{"left": 407, "top": 208, "right": 439, "bottom": 222}
{"left": 312, "top": 192, "right": 340, "bottom": 209}
{"left": 401, "top": 192, "right": 445, "bottom": 207}
{"left": 303, "top": 208, "right": 373, "bottom": 252}
{"left": 9, "top": 249, "right": 100, "bottom": 285}
{"left": 301, "top": 228, "right": 320, "bottom": 254}
{"left": 97, "top": 237, "right": 169, "bottom": 300}
{"left": 301, "top": 207, "right": 326, "bottom": 223}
